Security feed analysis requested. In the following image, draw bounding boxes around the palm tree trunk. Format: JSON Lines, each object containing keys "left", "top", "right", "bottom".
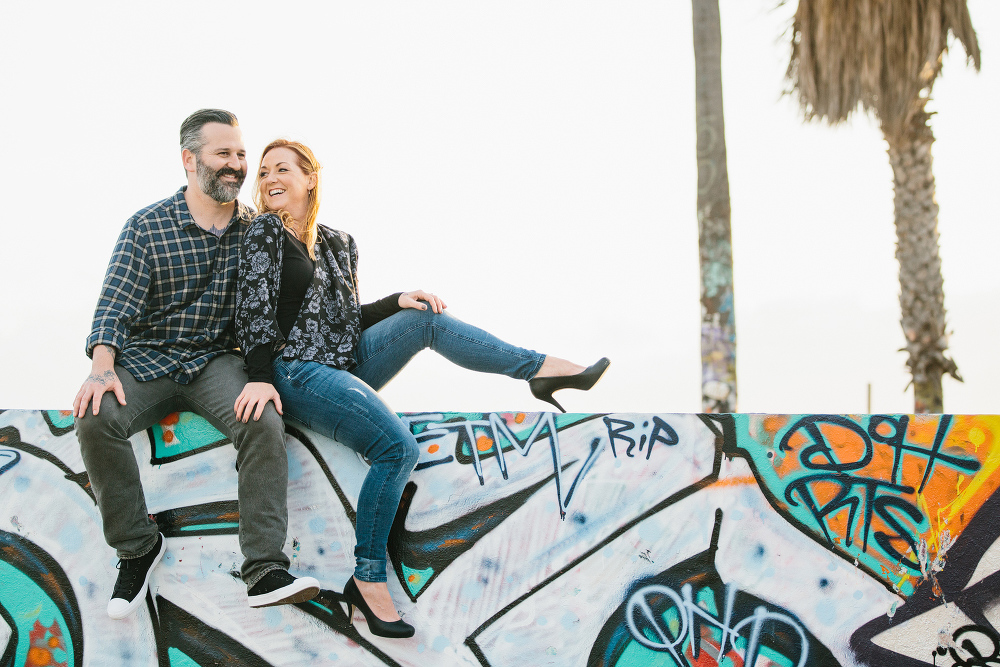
{"left": 693, "top": 0, "right": 737, "bottom": 413}
{"left": 886, "top": 108, "right": 962, "bottom": 413}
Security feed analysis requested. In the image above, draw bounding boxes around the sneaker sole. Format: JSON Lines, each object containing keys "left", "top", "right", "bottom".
{"left": 248, "top": 577, "right": 321, "bottom": 608}
{"left": 107, "top": 535, "right": 167, "bottom": 620}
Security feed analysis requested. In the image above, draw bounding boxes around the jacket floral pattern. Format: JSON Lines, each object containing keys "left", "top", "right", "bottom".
{"left": 236, "top": 213, "right": 362, "bottom": 370}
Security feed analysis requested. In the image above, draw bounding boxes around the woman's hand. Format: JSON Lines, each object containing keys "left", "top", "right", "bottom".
{"left": 399, "top": 290, "right": 447, "bottom": 314}
{"left": 234, "top": 382, "right": 283, "bottom": 423}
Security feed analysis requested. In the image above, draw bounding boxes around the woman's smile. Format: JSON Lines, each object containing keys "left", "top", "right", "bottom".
{"left": 258, "top": 146, "right": 316, "bottom": 219}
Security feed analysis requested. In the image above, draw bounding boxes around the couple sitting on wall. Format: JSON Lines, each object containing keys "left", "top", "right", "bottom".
{"left": 73, "top": 109, "right": 610, "bottom": 638}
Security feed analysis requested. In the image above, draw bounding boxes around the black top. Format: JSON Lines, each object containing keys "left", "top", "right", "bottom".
{"left": 242, "top": 225, "right": 403, "bottom": 382}
{"left": 276, "top": 233, "right": 316, "bottom": 337}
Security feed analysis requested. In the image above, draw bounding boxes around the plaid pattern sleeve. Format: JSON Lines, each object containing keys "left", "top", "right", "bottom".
{"left": 86, "top": 221, "right": 152, "bottom": 355}
{"left": 85, "top": 188, "right": 255, "bottom": 384}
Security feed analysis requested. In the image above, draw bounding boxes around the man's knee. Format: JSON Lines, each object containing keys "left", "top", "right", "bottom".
{"left": 75, "top": 399, "right": 122, "bottom": 451}
{"left": 232, "top": 403, "right": 286, "bottom": 449}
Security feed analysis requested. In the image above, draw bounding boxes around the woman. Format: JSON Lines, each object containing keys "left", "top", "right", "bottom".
{"left": 234, "top": 139, "right": 608, "bottom": 638}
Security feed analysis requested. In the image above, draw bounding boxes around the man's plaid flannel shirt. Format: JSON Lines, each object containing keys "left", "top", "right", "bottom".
{"left": 86, "top": 187, "right": 255, "bottom": 384}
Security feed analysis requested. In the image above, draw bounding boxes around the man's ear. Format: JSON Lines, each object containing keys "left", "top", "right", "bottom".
{"left": 181, "top": 148, "right": 197, "bottom": 176}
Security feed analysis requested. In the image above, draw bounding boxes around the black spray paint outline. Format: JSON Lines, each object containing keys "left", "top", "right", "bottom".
{"left": 462, "top": 413, "right": 725, "bottom": 666}
{"left": 849, "top": 484, "right": 1000, "bottom": 667}
{"left": 147, "top": 594, "right": 274, "bottom": 667}
{"left": 0, "top": 426, "right": 93, "bottom": 502}
{"left": 716, "top": 413, "right": 989, "bottom": 598}
{"left": 0, "top": 529, "right": 84, "bottom": 667}
{"left": 586, "top": 509, "right": 839, "bottom": 667}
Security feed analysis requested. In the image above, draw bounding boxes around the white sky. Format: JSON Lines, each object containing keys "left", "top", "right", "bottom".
{"left": 1, "top": 1, "right": 996, "bottom": 415}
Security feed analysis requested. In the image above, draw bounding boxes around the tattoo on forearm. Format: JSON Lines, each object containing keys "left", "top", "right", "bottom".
{"left": 87, "top": 370, "right": 116, "bottom": 387}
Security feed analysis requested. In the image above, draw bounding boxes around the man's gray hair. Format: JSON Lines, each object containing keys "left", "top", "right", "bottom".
{"left": 179, "top": 109, "right": 239, "bottom": 155}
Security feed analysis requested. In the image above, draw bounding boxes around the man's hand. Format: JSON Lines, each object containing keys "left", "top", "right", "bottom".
{"left": 234, "top": 382, "right": 283, "bottom": 423}
{"left": 73, "top": 346, "right": 126, "bottom": 417}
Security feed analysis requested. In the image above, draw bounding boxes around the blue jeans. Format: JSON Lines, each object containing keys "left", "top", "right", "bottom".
{"left": 272, "top": 307, "right": 544, "bottom": 582}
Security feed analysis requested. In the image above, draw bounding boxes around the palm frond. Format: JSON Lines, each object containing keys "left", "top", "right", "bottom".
{"left": 786, "top": 0, "right": 981, "bottom": 136}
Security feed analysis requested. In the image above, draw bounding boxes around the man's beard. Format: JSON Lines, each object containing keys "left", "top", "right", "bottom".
{"left": 196, "top": 156, "right": 246, "bottom": 203}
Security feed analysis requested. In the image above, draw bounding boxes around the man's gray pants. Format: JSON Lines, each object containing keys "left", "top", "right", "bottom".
{"left": 76, "top": 353, "right": 289, "bottom": 588}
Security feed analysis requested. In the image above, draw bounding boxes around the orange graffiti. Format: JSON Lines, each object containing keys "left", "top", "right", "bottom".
{"left": 745, "top": 414, "right": 1000, "bottom": 595}
{"left": 476, "top": 435, "right": 493, "bottom": 452}
{"left": 710, "top": 476, "right": 757, "bottom": 488}
{"left": 875, "top": 420, "right": 894, "bottom": 438}
{"left": 762, "top": 415, "right": 787, "bottom": 435}
{"left": 27, "top": 620, "right": 66, "bottom": 667}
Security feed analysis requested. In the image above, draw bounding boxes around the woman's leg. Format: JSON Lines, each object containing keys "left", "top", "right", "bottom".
{"left": 272, "top": 357, "right": 418, "bottom": 618}
{"left": 352, "top": 308, "right": 547, "bottom": 391}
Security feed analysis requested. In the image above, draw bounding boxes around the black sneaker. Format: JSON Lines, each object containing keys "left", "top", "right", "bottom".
{"left": 247, "top": 569, "right": 320, "bottom": 607}
{"left": 107, "top": 533, "right": 166, "bottom": 619}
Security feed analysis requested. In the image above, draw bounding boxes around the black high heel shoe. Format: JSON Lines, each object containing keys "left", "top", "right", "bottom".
{"left": 528, "top": 357, "right": 611, "bottom": 413}
{"left": 341, "top": 576, "right": 415, "bottom": 638}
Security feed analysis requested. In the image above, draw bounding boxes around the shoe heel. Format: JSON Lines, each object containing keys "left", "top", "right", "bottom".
{"left": 539, "top": 392, "right": 566, "bottom": 413}
{"left": 528, "top": 357, "right": 609, "bottom": 413}
{"left": 342, "top": 577, "right": 415, "bottom": 638}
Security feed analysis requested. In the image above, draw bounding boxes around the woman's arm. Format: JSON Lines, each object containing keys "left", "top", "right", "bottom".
{"left": 360, "top": 292, "right": 404, "bottom": 329}
{"left": 234, "top": 214, "right": 286, "bottom": 421}
{"left": 236, "top": 214, "right": 286, "bottom": 360}
{"left": 348, "top": 234, "right": 447, "bottom": 329}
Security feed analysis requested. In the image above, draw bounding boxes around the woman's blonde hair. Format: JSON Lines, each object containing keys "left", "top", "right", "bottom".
{"left": 254, "top": 139, "right": 322, "bottom": 259}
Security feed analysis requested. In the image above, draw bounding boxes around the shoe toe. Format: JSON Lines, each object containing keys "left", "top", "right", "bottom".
{"left": 290, "top": 576, "right": 321, "bottom": 602}
{"left": 107, "top": 597, "right": 134, "bottom": 619}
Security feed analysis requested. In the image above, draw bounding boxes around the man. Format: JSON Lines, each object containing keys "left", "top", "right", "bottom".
{"left": 74, "top": 109, "right": 319, "bottom": 619}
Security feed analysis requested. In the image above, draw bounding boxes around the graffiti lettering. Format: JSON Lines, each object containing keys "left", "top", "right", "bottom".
{"left": 626, "top": 582, "right": 809, "bottom": 667}
{"left": 944, "top": 625, "right": 1000, "bottom": 667}
{"left": 778, "top": 415, "right": 980, "bottom": 574}
{"left": 405, "top": 412, "right": 609, "bottom": 519}
{"left": 783, "top": 473, "right": 924, "bottom": 569}
{"left": 731, "top": 414, "right": 995, "bottom": 594}
{"left": 603, "top": 416, "right": 679, "bottom": 459}
{"left": 781, "top": 415, "right": 979, "bottom": 482}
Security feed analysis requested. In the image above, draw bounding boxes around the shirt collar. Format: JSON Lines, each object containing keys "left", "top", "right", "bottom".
{"left": 172, "top": 186, "right": 256, "bottom": 230}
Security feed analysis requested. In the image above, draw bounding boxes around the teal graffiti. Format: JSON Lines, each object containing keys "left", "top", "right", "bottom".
{"left": 168, "top": 646, "right": 203, "bottom": 667}
{"left": 0, "top": 531, "right": 82, "bottom": 667}
{"left": 148, "top": 413, "right": 229, "bottom": 464}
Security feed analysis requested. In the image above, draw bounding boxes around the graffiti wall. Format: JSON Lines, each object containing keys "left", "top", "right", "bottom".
{"left": 1, "top": 408, "right": 998, "bottom": 666}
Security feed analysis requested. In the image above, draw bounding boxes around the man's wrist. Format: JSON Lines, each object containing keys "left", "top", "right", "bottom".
{"left": 91, "top": 345, "right": 117, "bottom": 372}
